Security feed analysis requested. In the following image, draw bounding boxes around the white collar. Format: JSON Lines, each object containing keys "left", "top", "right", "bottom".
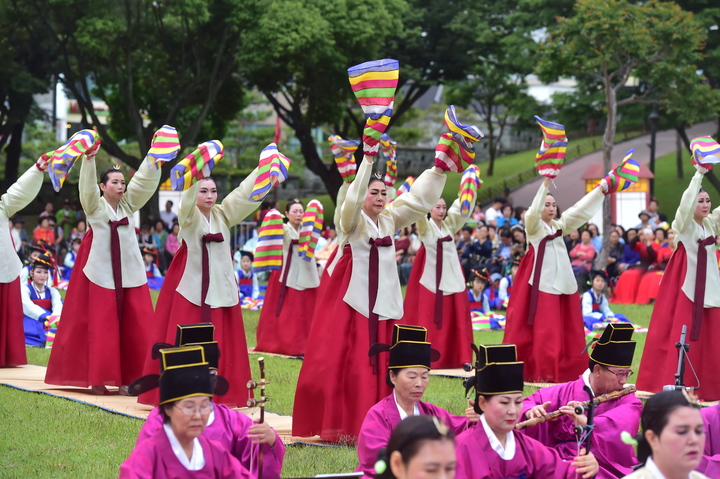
{"left": 102, "top": 197, "right": 119, "bottom": 219}
{"left": 480, "top": 414, "right": 516, "bottom": 460}
{"left": 163, "top": 423, "right": 205, "bottom": 470}
{"left": 431, "top": 219, "right": 443, "bottom": 235}
{"left": 361, "top": 210, "right": 381, "bottom": 235}
{"left": 582, "top": 369, "right": 596, "bottom": 397}
{"left": 393, "top": 390, "right": 420, "bottom": 420}
{"left": 644, "top": 456, "right": 694, "bottom": 479}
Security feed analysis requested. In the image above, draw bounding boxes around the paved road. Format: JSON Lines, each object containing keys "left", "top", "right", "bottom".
{"left": 511, "top": 121, "right": 716, "bottom": 210}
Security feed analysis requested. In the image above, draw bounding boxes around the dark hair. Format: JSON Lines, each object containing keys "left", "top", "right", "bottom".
{"left": 649, "top": 198, "right": 658, "bottom": 206}
{"left": 581, "top": 229, "right": 593, "bottom": 239}
{"left": 376, "top": 416, "right": 455, "bottom": 479}
{"left": 658, "top": 212, "right": 668, "bottom": 223}
{"left": 588, "top": 358, "right": 601, "bottom": 374}
{"left": 493, "top": 197, "right": 504, "bottom": 205}
{"left": 488, "top": 225, "right": 496, "bottom": 233}
{"left": 514, "top": 207, "right": 527, "bottom": 221}
{"left": 160, "top": 401, "right": 175, "bottom": 424}
{"left": 655, "top": 228, "right": 666, "bottom": 241}
{"left": 499, "top": 228, "right": 512, "bottom": 240}
{"left": 625, "top": 228, "right": 638, "bottom": 242}
{"left": 285, "top": 199, "right": 302, "bottom": 214}
{"left": 461, "top": 226, "right": 474, "bottom": 234}
{"left": 637, "top": 390, "right": 701, "bottom": 463}
{"left": 368, "top": 175, "right": 385, "bottom": 188}
{"left": 99, "top": 167, "right": 123, "bottom": 197}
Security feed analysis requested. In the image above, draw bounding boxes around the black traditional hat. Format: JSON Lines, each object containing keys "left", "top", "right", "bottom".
{"left": 141, "top": 247, "right": 157, "bottom": 258}
{"left": 29, "top": 242, "right": 48, "bottom": 254}
{"left": 32, "top": 251, "right": 54, "bottom": 270}
{"left": 589, "top": 323, "right": 636, "bottom": 368}
{"left": 470, "top": 268, "right": 492, "bottom": 284}
{"left": 175, "top": 323, "right": 219, "bottom": 370}
{"left": 465, "top": 344, "right": 524, "bottom": 397}
{"left": 511, "top": 256, "right": 522, "bottom": 268}
{"left": 158, "top": 346, "right": 213, "bottom": 405}
{"left": 369, "top": 324, "right": 441, "bottom": 371}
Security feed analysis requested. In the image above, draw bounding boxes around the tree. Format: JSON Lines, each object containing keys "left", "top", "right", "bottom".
{"left": 536, "top": 0, "right": 707, "bottom": 267}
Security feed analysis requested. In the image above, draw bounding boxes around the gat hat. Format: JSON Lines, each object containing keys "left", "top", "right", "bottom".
{"left": 588, "top": 323, "right": 636, "bottom": 368}
{"left": 32, "top": 251, "right": 54, "bottom": 270}
{"left": 464, "top": 344, "right": 524, "bottom": 398}
{"left": 175, "top": 323, "right": 220, "bottom": 370}
{"left": 638, "top": 209, "right": 651, "bottom": 219}
{"left": 369, "top": 324, "right": 441, "bottom": 371}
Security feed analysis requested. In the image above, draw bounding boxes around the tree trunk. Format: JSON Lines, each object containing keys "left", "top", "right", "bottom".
{"left": 596, "top": 85, "right": 617, "bottom": 270}
{"left": 676, "top": 129, "right": 684, "bottom": 179}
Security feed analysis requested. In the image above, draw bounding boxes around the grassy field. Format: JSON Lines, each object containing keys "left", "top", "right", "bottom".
{"left": 1, "top": 286, "right": 653, "bottom": 478}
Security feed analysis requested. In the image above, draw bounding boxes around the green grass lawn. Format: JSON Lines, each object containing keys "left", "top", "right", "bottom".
{"left": 2, "top": 289, "right": 655, "bottom": 477}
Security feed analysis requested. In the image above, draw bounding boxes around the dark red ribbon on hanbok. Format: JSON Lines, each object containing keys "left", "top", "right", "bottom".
{"left": 691, "top": 235, "right": 715, "bottom": 341}
{"left": 201, "top": 232, "right": 224, "bottom": 323}
{"left": 276, "top": 239, "right": 299, "bottom": 317}
{"left": 369, "top": 235, "right": 393, "bottom": 374}
{"left": 433, "top": 235, "right": 453, "bottom": 330}
{"left": 527, "top": 229, "right": 563, "bottom": 325}
{"left": 109, "top": 217, "right": 129, "bottom": 321}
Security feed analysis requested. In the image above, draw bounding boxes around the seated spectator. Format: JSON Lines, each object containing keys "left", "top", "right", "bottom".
{"left": 496, "top": 204, "right": 518, "bottom": 228}
{"left": 488, "top": 224, "right": 499, "bottom": 249}
{"left": 467, "top": 268, "right": 492, "bottom": 313}
{"left": 159, "top": 200, "right": 177, "bottom": 231}
{"left": 647, "top": 197, "right": 662, "bottom": 229}
{"left": 472, "top": 225, "right": 493, "bottom": 262}
{"left": 655, "top": 212, "right": 670, "bottom": 230}
{"left": 236, "top": 251, "right": 259, "bottom": 300}
{"left": 618, "top": 228, "right": 640, "bottom": 273}
{"left": 588, "top": 223, "right": 602, "bottom": 252}
{"left": 22, "top": 252, "right": 63, "bottom": 347}
{"left": 634, "top": 209, "right": 654, "bottom": 230}
{"left": 635, "top": 230, "right": 676, "bottom": 304}
{"left": 486, "top": 228, "right": 513, "bottom": 277}
{"left": 570, "top": 229, "right": 596, "bottom": 274}
{"left": 612, "top": 223, "right": 626, "bottom": 245}
{"left": 152, "top": 220, "right": 168, "bottom": 272}
{"left": 70, "top": 219, "right": 87, "bottom": 242}
{"left": 33, "top": 216, "right": 55, "bottom": 245}
{"left": 511, "top": 226, "right": 526, "bottom": 257}
{"left": 471, "top": 204, "right": 484, "bottom": 223}
{"left": 164, "top": 223, "right": 180, "bottom": 267}
{"left": 137, "top": 223, "right": 156, "bottom": 250}
{"left": 457, "top": 225, "right": 478, "bottom": 272}
{"left": 605, "top": 230, "right": 625, "bottom": 281}
{"left": 581, "top": 270, "right": 631, "bottom": 330}
{"left": 63, "top": 237, "right": 82, "bottom": 281}
{"left": 564, "top": 228, "right": 580, "bottom": 252}
{"left": 484, "top": 198, "right": 504, "bottom": 227}
{"left": 496, "top": 256, "right": 520, "bottom": 309}
{"left": 612, "top": 228, "right": 657, "bottom": 304}
{"left": 142, "top": 247, "right": 164, "bottom": 291}
{"left": 514, "top": 207, "right": 527, "bottom": 227}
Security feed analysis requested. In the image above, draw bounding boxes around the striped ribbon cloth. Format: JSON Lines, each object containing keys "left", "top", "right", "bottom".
{"left": 381, "top": 133, "right": 398, "bottom": 186}
{"left": 601, "top": 149, "right": 640, "bottom": 195}
{"left": 534, "top": 116, "right": 567, "bottom": 178}
{"left": 434, "top": 106, "right": 484, "bottom": 173}
{"left": 253, "top": 209, "right": 285, "bottom": 273}
{"left": 249, "top": 143, "right": 291, "bottom": 202}
{"left": 328, "top": 135, "right": 359, "bottom": 183}
{"left": 146, "top": 125, "right": 180, "bottom": 171}
{"left": 348, "top": 59, "right": 399, "bottom": 156}
{"left": 458, "top": 165, "right": 482, "bottom": 217}
{"left": 48, "top": 129, "right": 99, "bottom": 192}
{"left": 170, "top": 140, "right": 224, "bottom": 191}
{"left": 299, "top": 199, "right": 324, "bottom": 261}
{"left": 390, "top": 176, "right": 415, "bottom": 203}
{"left": 690, "top": 136, "right": 720, "bottom": 172}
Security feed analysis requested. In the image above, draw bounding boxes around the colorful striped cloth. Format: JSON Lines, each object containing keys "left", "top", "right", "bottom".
{"left": 348, "top": 59, "right": 399, "bottom": 156}
{"left": 381, "top": 133, "right": 398, "bottom": 186}
{"left": 434, "top": 106, "right": 484, "bottom": 173}
{"left": 250, "top": 143, "right": 291, "bottom": 202}
{"left": 390, "top": 176, "right": 415, "bottom": 203}
{"left": 253, "top": 209, "right": 285, "bottom": 273}
{"left": 328, "top": 135, "right": 359, "bottom": 183}
{"left": 690, "top": 136, "right": 720, "bottom": 171}
{"left": 601, "top": 149, "right": 640, "bottom": 195}
{"left": 48, "top": 129, "right": 99, "bottom": 192}
{"left": 534, "top": 116, "right": 567, "bottom": 178}
{"left": 146, "top": 125, "right": 180, "bottom": 171}
{"left": 458, "top": 165, "right": 481, "bottom": 217}
{"left": 299, "top": 199, "right": 324, "bottom": 261}
{"left": 470, "top": 311, "right": 506, "bottom": 331}
{"left": 170, "top": 140, "right": 224, "bottom": 191}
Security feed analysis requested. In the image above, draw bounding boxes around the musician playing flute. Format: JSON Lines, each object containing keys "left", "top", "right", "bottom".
{"left": 521, "top": 323, "right": 641, "bottom": 478}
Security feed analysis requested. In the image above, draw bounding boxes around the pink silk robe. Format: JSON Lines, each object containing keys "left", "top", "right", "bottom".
{"left": 120, "top": 429, "right": 250, "bottom": 478}
{"left": 520, "top": 375, "right": 641, "bottom": 478}
{"left": 455, "top": 424, "right": 577, "bottom": 479}
{"left": 699, "top": 404, "right": 720, "bottom": 476}
{"left": 137, "top": 404, "right": 284, "bottom": 479}
{"left": 356, "top": 394, "right": 471, "bottom": 478}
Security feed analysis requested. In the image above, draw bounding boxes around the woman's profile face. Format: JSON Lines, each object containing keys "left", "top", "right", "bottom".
{"left": 390, "top": 438, "right": 456, "bottom": 479}
{"left": 362, "top": 180, "right": 387, "bottom": 218}
{"left": 647, "top": 406, "right": 704, "bottom": 476}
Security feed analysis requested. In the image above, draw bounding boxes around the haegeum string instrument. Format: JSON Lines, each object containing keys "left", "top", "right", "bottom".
{"left": 247, "top": 357, "right": 269, "bottom": 479}
{"left": 515, "top": 385, "right": 637, "bottom": 430}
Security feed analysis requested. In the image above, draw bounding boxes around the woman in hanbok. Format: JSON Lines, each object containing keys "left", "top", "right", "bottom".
{"left": 255, "top": 198, "right": 322, "bottom": 356}
{"left": 357, "top": 324, "right": 477, "bottom": 477}
{"left": 120, "top": 346, "right": 249, "bottom": 478}
{"left": 46, "top": 140, "right": 159, "bottom": 394}
{"left": 622, "top": 390, "right": 708, "bottom": 479}
{"left": 0, "top": 159, "right": 47, "bottom": 366}
{"left": 140, "top": 153, "right": 273, "bottom": 407}
{"left": 455, "top": 344, "right": 599, "bottom": 479}
{"left": 699, "top": 403, "right": 720, "bottom": 476}
{"left": 637, "top": 147, "right": 720, "bottom": 400}
{"left": 22, "top": 252, "right": 63, "bottom": 347}
{"left": 401, "top": 168, "right": 478, "bottom": 368}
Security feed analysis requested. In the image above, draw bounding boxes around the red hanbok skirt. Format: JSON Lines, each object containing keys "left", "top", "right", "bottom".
{"left": 401, "top": 245, "right": 472, "bottom": 368}
{"left": 0, "top": 277, "right": 26, "bottom": 367}
{"left": 255, "top": 270, "right": 318, "bottom": 356}
{"left": 292, "top": 245, "right": 393, "bottom": 442}
{"left": 637, "top": 243, "right": 720, "bottom": 400}
{"left": 138, "top": 243, "right": 251, "bottom": 408}
{"left": 503, "top": 244, "right": 586, "bottom": 383}
{"left": 610, "top": 267, "right": 645, "bottom": 304}
{"left": 46, "top": 227, "right": 154, "bottom": 387}
{"left": 634, "top": 270, "right": 664, "bottom": 304}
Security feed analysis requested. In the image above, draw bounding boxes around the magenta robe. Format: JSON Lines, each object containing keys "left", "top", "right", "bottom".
{"left": 699, "top": 405, "right": 720, "bottom": 476}
{"left": 356, "top": 393, "right": 471, "bottom": 477}
{"left": 120, "top": 429, "right": 250, "bottom": 478}
{"left": 455, "top": 425, "right": 577, "bottom": 479}
{"left": 520, "top": 375, "right": 641, "bottom": 478}
{"left": 137, "top": 404, "right": 284, "bottom": 479}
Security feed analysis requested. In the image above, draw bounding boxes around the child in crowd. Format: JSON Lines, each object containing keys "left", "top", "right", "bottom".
{"left": 467, "top": 269, "right": 491, "bottom": 314}
{"left": 63, "top": 237, "right": 81, "bottom": 281}
{"left": 22, "top": 252, "right": 63, "bottom": 347}
{"left": 142, "top": 247, "right": 163, "bottom": 291}
{"left": 497, "top": 256, "right": 520, "bottom": 309}
{"left": 236, "top": 251, "right": 259, "bottom": 300}
{"left": 582, "top": 270, "right": 630, "bottom": 330}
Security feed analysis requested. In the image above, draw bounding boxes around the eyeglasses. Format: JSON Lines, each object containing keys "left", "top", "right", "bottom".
{"left": 604, "top": 367, "right": 633, "bottom": 379}
{"left": 174, "top": 402, "right": 213, "bottom": 416}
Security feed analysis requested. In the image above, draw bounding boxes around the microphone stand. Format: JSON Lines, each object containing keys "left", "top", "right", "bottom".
{"left": 674, "top": 325, "right": 690, "bottom": 389}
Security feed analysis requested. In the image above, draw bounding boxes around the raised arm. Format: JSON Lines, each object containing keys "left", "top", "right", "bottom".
{"left": 556, "top": 187, "right": 605, "bottom": 234}
{"left": 79, "top": 154, "right": 102, "bottom": 216}
{"left": 125, "top": 160, "right": 162, "bottom": 213}
{"left": 178, "top": 182, "right": 201, "bottom": 229}
{"left": 387, "top": 167, "right": 446, "bottom": 232}
{"left": 0, "top": 164, "right": 44, "bottom": 218}
{"left": 444, "top": 197, "right": 469, "bottom": 235}
{"left": 216, "top": 168, "right": 263, "bottom": 226}
{"left": 525, "top": 178, "right": 550, "bottom": 237}
{"left": 673, "top": 170, "right": 704, "bottom": 234}
{"left": 339, "top": 157, "right": 374, "bottom": 234}
{"left": 333, "top": 182, "right": 351, "bottom": 229}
